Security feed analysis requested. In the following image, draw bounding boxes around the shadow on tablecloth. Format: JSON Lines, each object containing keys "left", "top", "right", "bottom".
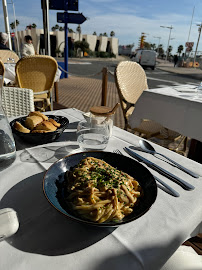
{"left": 13, "top": 122, "right": 79, "bottom": 151}
{"left": 0, "top": 172, "right": 115, "bottom": 255}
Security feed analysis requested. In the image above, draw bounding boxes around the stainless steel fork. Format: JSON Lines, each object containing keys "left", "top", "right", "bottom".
{"left": 113, "top": 149, "right": 179, "bottom": 197}
{"left": 113, "top": 149, "right": 123, "bottom": 155}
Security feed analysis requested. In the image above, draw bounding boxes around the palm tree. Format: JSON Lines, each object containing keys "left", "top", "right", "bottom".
{"left": 177, "top": 45, "right": 184, "bottom": 56}
{"left": 76, "top": 25, "right": 81, "bottom": 41}
{"left": 59, "top": 26, "right": 64, "bottom": 31}
{"left": 158, "top": 44, "right": 164, "bottom": 56}
{"left": 76, "top": 25, "right": 81, "bottom": 33}
{"left": 74, "top": 40, "right": 89, "bottom": 56}
{"left": 103, "top": 32, "right": 108, "bottom": 37}
{"left": 144, "top": 42, "right": 151, "bottom": 50}
{"left": 55, "top": 24, "right": 59, "bottom": 30}
{"left": 93, "top": 31, "right": 97, "bottom": 35}
{"left": 31, "top": 23, "right": 37, "bottom": 28}
{"left": 51, "top": 26, "right": 56, "bottom": 31}
{"left": 110, "top": 31, "right": 115, "bottom": 37}
{"left": 150, "top": 43, "right": 156, "bottom": 50}
{"left": 10, "top": 20, "right": 19, "bottom": 30}
{"left": 99, "top": 33, "right": 103, "bottom": 36}
{"left": 168, "top": 45, "right": 173, "bottom": 54}
{"left": 68, "top": 28, "right": 74, "bottom": 33}
{"left": 10, "top": 22, "right": 15, "bottom": 30}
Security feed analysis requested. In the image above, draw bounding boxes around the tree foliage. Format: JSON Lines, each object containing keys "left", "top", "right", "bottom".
{"left": 110, "top": 31, "right": 115, "bottom": 37}
{"left": 68, "top": 28, "right": 74, "bottom": 33}
{"left": 76, "top": 25, "right": 81, "bottom": 34}
{"left": 52, "top": 24, "right": 60, "bottom": 31}
{"left": 10, "top": 20, "right": 19, "bottom": 30}
{"left": 144, "top": 42, "right": 151, "bottom": 50}
{"left": 177, "top": 45, "right": 184, "bottom": 56}
{"left": 150, "top": 43, "right": 156, "bottom": 50}
{"left": 74, "top": 40, "right": 89, "bottom": 53}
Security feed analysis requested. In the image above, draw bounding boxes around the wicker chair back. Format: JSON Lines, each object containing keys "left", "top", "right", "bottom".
{"left": 2, "top": 87, "right": 34, "bottom": 117}
{"left": 0, "top": 60, "right": 5, "bottom": 79}
{"left": 15, "top": 55, "right": 58, "bottom": 93}
{"left": 0, "top": 50, "right": 19, "bottom": 63}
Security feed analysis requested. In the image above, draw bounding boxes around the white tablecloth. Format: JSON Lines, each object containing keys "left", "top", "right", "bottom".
{"left": 1, "top": 108, "right": 202, "bottom": 270}
{"left": 4, "top": 63, "right": 61, "bottom": 85}
{"left": 129, "top": 85, "right": 202, "bottom": 142}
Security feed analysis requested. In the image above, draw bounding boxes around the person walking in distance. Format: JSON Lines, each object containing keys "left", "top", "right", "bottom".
{"left": 173, "top": 55, "right": 178, "bottom": 67}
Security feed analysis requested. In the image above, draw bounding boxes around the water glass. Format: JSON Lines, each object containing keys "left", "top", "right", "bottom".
{"left": 77, "top": 119, "right": 109, "bottom": 151}
{"left": 83, "top": 112, "right": 114, "bottom": 137}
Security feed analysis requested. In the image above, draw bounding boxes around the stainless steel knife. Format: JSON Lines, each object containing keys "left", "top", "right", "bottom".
{"left": 124, "top": 147, "right": 195, "bottom": 191}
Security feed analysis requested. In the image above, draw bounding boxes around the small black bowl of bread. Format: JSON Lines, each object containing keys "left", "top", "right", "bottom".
{"left": 10, "top": 111, "right": 69, "bottom": 144}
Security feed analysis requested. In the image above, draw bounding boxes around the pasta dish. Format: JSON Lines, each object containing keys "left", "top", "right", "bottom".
{"left": 64, "top": 157, "right": 143, "bottom": 223}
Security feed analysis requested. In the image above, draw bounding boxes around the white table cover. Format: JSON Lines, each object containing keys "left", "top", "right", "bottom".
{"left": 129, "top": 85, "right": 202, "bottom": 142}
{"left": 0, "top": 108, "right": 202, "bottom": 270}
{"left": 4, "top": 63, "right": 61, "bottom": 85}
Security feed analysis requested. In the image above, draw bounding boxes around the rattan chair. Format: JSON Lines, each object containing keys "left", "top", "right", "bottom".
{"left": 114, "top": 61, "right": 165, "bottom": 138}
{"left": 114, "top": 61, "right": 187, "bottom": 153}
{"left": 0, "top": 59, "right": 5, "bottom": 79}
{"left": 2, "top": 86, "right": 34, "bottom": 117}
{"left": 0, "top": 50, "right": 19, "bottom": 63}
{"left": 15, "top": 55, "right": 58, "bottom": 111}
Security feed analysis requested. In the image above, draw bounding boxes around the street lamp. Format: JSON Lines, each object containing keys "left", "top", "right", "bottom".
{"left": 193, "top": 23, "right": 202, "bottom": 68}
{"left": 160, "top": 25, "right": 173, "bottom": 61}
{"left": 2, "top": 0, "right": 12, "bottom": 49}
{"left": 8, "top": 0, "right": 20, "bottom": 56}
{"left": 153, "top": 36, "right": 161, "bottom": 55}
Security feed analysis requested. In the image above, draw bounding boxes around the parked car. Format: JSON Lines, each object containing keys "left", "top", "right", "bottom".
{"left": 131, "top": 50, "right": 156, "bottom": 70}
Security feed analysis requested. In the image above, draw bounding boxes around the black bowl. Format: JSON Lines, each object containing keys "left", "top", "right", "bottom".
{"left": 10, "top": 115, "right": 69, "bottom": 144}
{"left": 43, "top": 151, "right": 158, "bottom": 227}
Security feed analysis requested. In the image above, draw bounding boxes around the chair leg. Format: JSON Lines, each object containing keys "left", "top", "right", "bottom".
{"left": 169, "top": 136, "right": 187, "bottom": 156}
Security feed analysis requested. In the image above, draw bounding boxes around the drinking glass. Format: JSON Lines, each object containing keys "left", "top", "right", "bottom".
{"left": 0, "top": 75, "right": 16, "bottom": 171}
{"left": 77, "top": 119, "right": 110, "bottom": 151}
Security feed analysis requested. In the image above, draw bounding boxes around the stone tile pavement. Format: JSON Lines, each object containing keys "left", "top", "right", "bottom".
{"left": 54, "top": 74, "right": 125, "bottom": 129}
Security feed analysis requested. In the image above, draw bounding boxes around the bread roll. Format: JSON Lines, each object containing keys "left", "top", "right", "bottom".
{"left": 25, "top": 116, "right": 43, "bottom": 130}
{"left": 49, "top": 118, "right": 61, "bottom": 128}
{"left": 35, "top": 121, "right": 57, "bottom": 132}
{"left": 14, "top": 121, "right": 30, "bottom": 133}
{"left": 29, "top": 111, "right": 48, "bottom": 121}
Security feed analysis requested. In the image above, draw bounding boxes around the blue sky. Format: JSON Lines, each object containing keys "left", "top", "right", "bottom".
{"left": 1, "top": 0, "right": 202, "bottom": 53}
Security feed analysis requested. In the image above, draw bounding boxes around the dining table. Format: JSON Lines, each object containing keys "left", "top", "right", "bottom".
{"left": 0, "top": 108, "right": 202, "bottom": 270}
{"left": 128, "top": 84, "right": 202, "bottom": 162}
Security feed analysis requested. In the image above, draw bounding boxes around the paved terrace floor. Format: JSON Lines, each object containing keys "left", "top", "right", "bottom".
{"left": 54, "top": 74, "right": 125, "bottom": 129}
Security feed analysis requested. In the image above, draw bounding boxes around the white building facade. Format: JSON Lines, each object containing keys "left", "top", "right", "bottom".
{"left": 13, "top": 28, "right": 118, "bottom": 57}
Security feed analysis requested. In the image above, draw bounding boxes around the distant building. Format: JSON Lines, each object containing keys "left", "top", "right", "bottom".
{"left": 12, "top": 28, "right": 118, "bottom": 57}
{"left": 188, "top": 51, "right": 202, "bottom": 57}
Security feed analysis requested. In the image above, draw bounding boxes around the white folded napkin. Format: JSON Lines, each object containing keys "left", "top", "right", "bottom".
{"left": 161, "top": 246, "right": 202, "bottom": 270}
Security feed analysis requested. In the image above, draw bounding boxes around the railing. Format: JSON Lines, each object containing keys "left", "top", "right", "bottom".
{"left": 56, "top": 65, "right": 115, "bottom": 106}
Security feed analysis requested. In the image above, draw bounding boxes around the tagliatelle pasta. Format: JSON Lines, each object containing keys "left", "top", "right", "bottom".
{"left": 64, "top": 157, "right": 143, "bottom": 223}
